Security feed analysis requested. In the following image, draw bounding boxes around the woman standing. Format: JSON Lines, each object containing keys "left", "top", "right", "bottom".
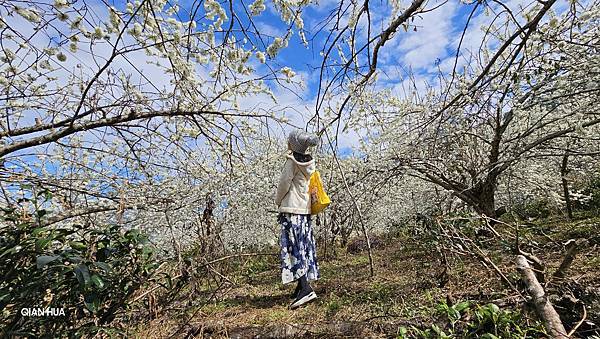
{"left": 275, "top": 129, "right": 320, "bottom": 309}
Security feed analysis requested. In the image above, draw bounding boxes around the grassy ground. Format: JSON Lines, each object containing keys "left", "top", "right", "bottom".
{"left": 129, "top": 214, "right": 600, "bottom": 338}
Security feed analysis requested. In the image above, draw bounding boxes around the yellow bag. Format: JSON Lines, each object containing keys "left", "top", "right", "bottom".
{"left": 309, "top": 171, "right": 330, "bottom": 215}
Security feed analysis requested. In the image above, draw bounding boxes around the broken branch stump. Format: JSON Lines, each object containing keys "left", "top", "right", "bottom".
{"left": 553, "top": 239, "right": 588, "bottom": 280}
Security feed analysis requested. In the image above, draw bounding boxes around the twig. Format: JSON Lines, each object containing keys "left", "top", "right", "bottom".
{"left": 482, "top": 216, "right": 502, "bottom": 238}
{"left": 439, "top": 219, "right": 521, "bottom": 296}
{"left": 132, "top": 273, "right": 183, "bottom": 303}
{"left": 168, "top": 279, "right": 227, "bottom": 338}
{"left": 197, "top": 252, "right": 278, "bottom": 268}
{"left": 131, "top": 253, "right": 275, "bottom": 303}
{"left": 324, "top": 130, "right": 375, "bottom": 277}
{"left": 203, "top": 261, "right": 235, "bottom": 285}
{"left": 518, "top": 249, "right": 546, "bottom": 284}
{"left": 567, "top": 304, "right": 586, "bottom": 337}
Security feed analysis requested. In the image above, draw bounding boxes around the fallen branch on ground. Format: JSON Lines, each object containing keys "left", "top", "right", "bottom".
{"left": 518, "top": 249, "right": 546, "bottom": 284}
{"left": 516, "top": 255, "right": 568, "bottom": 339}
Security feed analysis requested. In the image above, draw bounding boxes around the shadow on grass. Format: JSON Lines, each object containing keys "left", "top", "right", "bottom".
{"left": 220, "top": 291, "right": 293, "bottom": 309}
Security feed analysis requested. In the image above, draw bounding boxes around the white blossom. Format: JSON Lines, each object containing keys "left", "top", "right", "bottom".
{"left": 249, "top": 0, "right": 266, "bottom": 16}
{"left": 255, "top": 51, "right": 266, "bottom": 63}
{"left": 54, "top": 0, "right": 69, "bottom": 9}
{"left": 16, "top": 7, "right": 41, "bottom": 23}
{"left": 281, "top": 66, "right": 295, "bottom": 79}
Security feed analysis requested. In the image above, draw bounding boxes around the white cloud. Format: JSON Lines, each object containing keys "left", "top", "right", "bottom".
{"left": 255, "top": 20, "right": 285, "bottom": 37}
{"left": 396, "top": 1, "right": 459, "bottom": 70}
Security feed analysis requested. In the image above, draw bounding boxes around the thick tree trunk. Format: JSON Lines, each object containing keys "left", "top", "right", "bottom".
{"left": 470, "top": 178, "right": 499, "bottom": 219}
{"left": 475, "top": 194, "right": 496, "bottom": 218}
{"left": 202, "top": 194, "right": 215, "bottom": 237}
{"left": 418, "top": 169, "right": 501, "bottom": 219}
{"left": 516, "top": 255, "right": 568, "bottom": 338}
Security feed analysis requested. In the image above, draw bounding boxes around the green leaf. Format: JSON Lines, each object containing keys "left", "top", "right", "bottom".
{"left": 65, "top": 254, "right": 83, "bottom": 263}
{"left": 125, "top": 229, "right": 140, "bottom": 239}
{"left": 36, "top": 209, "right": 48, "bottom": 219}
{"left": 454, "top": 301, "right": 470, "bottom": 312}
{"left": 486, "top": 303, "right": 500, "bottom": 313}
{"left": 142, "top": 245, "right": 153, "bottom": 255}
{"left": 2, "top": 215, "right": 17, "bottom": 222}
{"left": 84, "top": 293, "right": 100, "bottom": 313}
{"left": 32, "top": 227, "right": 47, "bottom": 236}
{"left": 1, "top": 246, "right": 16, "bottom": 258}
{"left": 91, "top": 274, "right": 105, "bottom": 289}
{"left": 38, "top": 189, "right": 53, "bottom": 201}
{"left": 0, "top": 293, "right": 11, "bottom": 303}
{"left": 69, "top": 241, "right": 87, "bottom": 251}
{"left": 35, "top": 237, "right": 53, "bottom": 250}
{"left": 74, "top": 264, "right": 91, "bottom": 286}
{"left": 0, "top": 206, "right": 16, "bottom": 214}
{"left": 449, "top": 307, "right": 460, "bottom": 320}
{"left": 55, "top": 228, "right": 76, "bottom": 236}
{"left": 36, "top": 255, "right": 60, "bottom": 268}
{"left": 95, "top": 248, "right": 110, "bottom": 262}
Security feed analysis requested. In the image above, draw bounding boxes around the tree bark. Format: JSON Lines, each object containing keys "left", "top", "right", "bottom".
{"left": 465, "top": 177, "right": 499, "bottom": 219}
{"left": 516, "top": 255, "right": 568, "bottom": 338}
{"left": 560, "top": 152, "right": 573, "bottom": 220}
{"left": 553, "top": 239, "right": 587, "bottom": 280}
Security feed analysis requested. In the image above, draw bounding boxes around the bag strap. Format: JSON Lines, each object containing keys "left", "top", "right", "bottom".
{"left": 299, "top": 167, "right": 312, "bottom": 181}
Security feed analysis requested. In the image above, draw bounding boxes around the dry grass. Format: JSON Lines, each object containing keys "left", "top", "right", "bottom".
{"left": 129, "top": 214, "right": 600, "bottom": 338}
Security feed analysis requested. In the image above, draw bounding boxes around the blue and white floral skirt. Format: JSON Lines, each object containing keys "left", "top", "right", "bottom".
{"left": 278, "top": 213, "right": 320, "bottom": 284}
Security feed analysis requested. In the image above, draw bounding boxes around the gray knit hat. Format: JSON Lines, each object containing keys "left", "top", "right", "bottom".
{"left": 288, "top": 129, "right": 319, "bottom": 154}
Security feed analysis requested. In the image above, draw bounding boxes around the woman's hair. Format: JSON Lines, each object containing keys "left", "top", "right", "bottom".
{"left": 292, "top": 151, "right": 312, "bottom": 163}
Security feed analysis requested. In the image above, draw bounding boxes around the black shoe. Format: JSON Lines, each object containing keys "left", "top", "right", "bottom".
{"left": 289, "top": 288, "right": 317, "bottom": 309}
{"left": 291, "top": 282, "right": 301, "bottom": 300}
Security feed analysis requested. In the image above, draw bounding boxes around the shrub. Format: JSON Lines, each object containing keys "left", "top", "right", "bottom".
{"left": 512, "top": 199, "right": 554, "bottom": 219}
{"left": 574, "top": 174, "right": 600, "bottom": 212}
{"left": 0, "top": 188, "right": 159, "bottom": 337}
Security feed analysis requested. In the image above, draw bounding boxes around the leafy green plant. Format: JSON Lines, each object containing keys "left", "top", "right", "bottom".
{"left": 467, "top": 303, "right": 546, "bottom": 338}
{"left": 512, "top": 200, "right": 554, "bottom": 220}
{"left": 404, "top": 301, "right": 546, "bottom": 339}
{"left": 436, "top": 300, "right": 470, "bottom": 329}
{"left": 324, "top": 298, "right": 341, "bottom": 317}
{"left": 396, "top": 326, "right": 408, "bottom": 339}
{"left": 408, "top": 323, "right": 452, "bottom": 339}
{"left": 0, "top": 187, "right": 159, "bottom": 337}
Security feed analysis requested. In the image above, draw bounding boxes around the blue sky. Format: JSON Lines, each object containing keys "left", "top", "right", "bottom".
{"left": 100, "top": 0, "right": 489, "bottom": 107}
{"left": 3, "top": 0, "right": 550, "bottom": 160}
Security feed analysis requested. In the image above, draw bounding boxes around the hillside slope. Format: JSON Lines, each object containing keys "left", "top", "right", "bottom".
{"left": 131, "top": 215, "right": 600, "bottom": 338}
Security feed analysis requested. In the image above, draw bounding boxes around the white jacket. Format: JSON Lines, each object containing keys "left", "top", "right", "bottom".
{"left": 275, "top": 151, "right": 315, "bottom": 214}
